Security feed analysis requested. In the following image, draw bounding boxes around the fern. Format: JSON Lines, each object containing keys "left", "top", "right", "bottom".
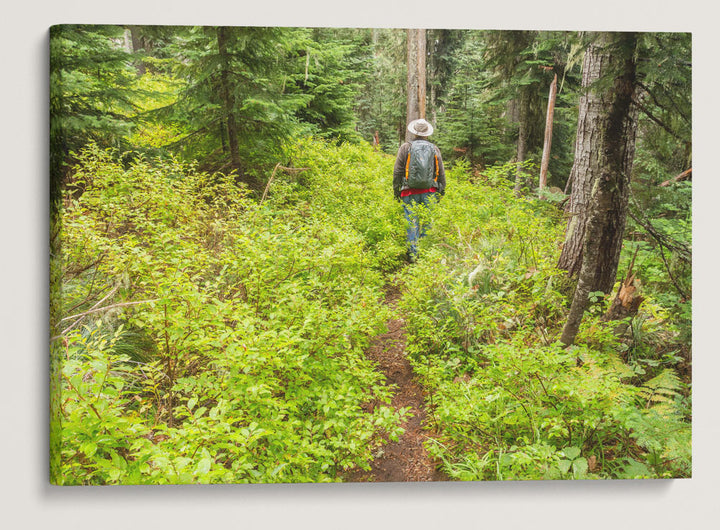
{"left": 638, "top": 369, "right": 681, "bottom": 408}
{"left": 611, "top": 368, "right": 691, "bottom": 477}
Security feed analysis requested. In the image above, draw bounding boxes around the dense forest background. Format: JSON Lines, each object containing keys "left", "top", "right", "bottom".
{"left": 49, "top": 24, "right": 691, "bottom": 485}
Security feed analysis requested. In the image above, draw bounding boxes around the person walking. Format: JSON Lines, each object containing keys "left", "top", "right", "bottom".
{"left": 393, "top": 119, "right": 446, "bottom": 262}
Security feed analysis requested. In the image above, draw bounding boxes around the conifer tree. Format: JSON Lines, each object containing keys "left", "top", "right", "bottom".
{"left": 163, "top": 26, "right": 310, "bottom": 183}
{"left": 291, "top": 27, "right": 368, "bottom": 142}
{"left": 560, "top": 32, "right": 640, "bottom": 346}
{"left": 50, "top": 24, "right": 137, "bottom": 165}
{"left": 354, "top": 28, "right": 407, "bottom": 150}
{"left": 433, "top": 31, "right": 513, "bottom": 167}
{"left": 484, "top": 30, "right": 545, "bottom": 191}
{"left": 405, "top": 28, "right": 427, "bottom": 142}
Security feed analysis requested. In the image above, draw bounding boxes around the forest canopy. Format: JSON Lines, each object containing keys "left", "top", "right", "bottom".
{"left": 49, "top": 25, "right": 691, "bottom": 484}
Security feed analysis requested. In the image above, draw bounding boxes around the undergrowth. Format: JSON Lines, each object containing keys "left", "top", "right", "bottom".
{"left": 54, "top": 139, "right": 691, "bottom": 484}
{"left": 56, "top": 139, "right": 405, "bottom": 484}
{"left": 398, "top": 162, "right": 691, "bottom": 480}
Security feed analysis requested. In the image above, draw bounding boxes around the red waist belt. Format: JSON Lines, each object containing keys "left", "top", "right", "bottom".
{"left": 401, "top": 187, "right": 437, "bottom": 197}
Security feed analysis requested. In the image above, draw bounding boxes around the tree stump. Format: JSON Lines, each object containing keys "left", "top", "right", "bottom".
{"left": 603, "top": 274, "right": 644, "bottom": 336}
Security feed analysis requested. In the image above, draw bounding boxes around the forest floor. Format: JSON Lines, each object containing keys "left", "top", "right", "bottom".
{"left": 346, "top": 280, "right": 449, "bottom": 482}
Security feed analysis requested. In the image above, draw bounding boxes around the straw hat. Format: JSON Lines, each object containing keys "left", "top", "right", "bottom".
{"left": 407, "top": 118, "right": 434, "bottom": 137}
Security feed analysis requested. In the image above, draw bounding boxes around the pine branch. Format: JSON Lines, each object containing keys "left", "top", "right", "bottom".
{"left": 632, "top": 94, "right": 687, "bottom": 144}
{"left": 636, "top": 81, "right": 690, "bottom": 126}
{"left": 627, "top": 192, "right": 690, "bottom": 300}
{"left": 627, "top": 209, "right": 691, "bottom": 262}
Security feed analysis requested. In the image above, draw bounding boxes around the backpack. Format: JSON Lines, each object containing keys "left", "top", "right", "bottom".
{"left": 405, "top": 140, "right": 438, "bottom": 189}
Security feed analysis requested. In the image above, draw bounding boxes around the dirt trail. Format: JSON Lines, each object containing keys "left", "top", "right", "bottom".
{"left": 347, "top": 282, "right": 448, "bottom": 482}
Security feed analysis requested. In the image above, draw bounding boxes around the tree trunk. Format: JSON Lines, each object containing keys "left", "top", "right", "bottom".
{"left": 216, "top": 27, "right": 242, "bottom": 174}
{"left": 560, "top": 32, "right": 640, "bottom": 347}
{"left": 430, "top": 75, "right": 437, "bottom": 126}
{"left": 405, "top": 28, "right": 426, "bottom": 142}
{"left": 558, "top": 33, "right": 639, "bottom": 290}
{"left": 220, "top": 119, "right": 228, "bottom": 154}
{"left": 514, "top": 127, "right": 528, "bottom": 192}
{"left": 127, "top": 26, "right": 149, "bottom": 76}
{"left": 514, "top": 89, "right": 530, "bottom": 194}
{"left": 539, "top": 73, "right": 558, "bottom": 192}
{"left": 123, "top": 28, "right": 133, "bottom": 53}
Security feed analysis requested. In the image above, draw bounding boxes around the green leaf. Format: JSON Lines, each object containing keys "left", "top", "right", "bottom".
{"left": 620, "top": 459, "right": 653, "bottom": 479}
{"left": 82, "top": 442, "right": 98, "bottom": 458}
{"left": 557, "top": 459, "right": 571, "bottom": 474}
{"left": 572, "top": 457, "right": 588, "bottom": 477}
{"left": 562, "top": 446, "right": 581, "bottom": 460}
{"left": 195, "top": 456, "right": 213, "bottom": 477}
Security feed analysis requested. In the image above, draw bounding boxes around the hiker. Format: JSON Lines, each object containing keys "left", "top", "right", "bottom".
{"left": 393, "top": 118, "right": 446, "bottom": 262}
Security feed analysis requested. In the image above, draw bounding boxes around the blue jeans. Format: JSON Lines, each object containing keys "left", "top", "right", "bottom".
{"left": 402, "top": 192, "right": 437, "bottom": 259}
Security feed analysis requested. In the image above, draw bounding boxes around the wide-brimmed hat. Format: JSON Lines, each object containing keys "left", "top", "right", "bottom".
{"left": 407, "top": 119, "right": 434, "bottom": 137}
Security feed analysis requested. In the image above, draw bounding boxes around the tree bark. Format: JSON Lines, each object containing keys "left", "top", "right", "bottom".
{"left": 405, "top": 28, "right": 426, "bottom": 142}
{"left": 514, "top": 89, "right": 530, "bottom": 194}
{"left": 539, "top": 73, "right": 558, "bottom": 192}
{"left": 216, "top": 27, "right": 242, "bottom": 174}
{"left": 127, "top": 26, "right": 149, "bottom": 76}
{"left": 558, "top": 33, "right": 639, "bottom": 291}
{"left": 560, "top": 32, "right": 640, "bottom": 347}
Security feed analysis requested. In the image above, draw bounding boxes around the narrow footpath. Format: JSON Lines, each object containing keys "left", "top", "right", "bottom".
{"left": 348, "top": 281, "right": 448, "bottom": 482}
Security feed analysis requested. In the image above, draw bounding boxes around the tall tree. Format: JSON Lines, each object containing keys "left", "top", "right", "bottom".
{"left": 483, "top": 31, "right": 581, "bottom": 190}
{"left": 405, "top": 28, "right": 427, "bottom": 141}
{"left": 126, "top": 25, "right": 152, "bottom": 75}
{"left": 163, "top": 26, "right": 311, "bottom": 181}
{"left": 433, "top": 31, "right": 512, "bottom": 167}
{"left": 355, "top": 28, "right": 409, "bottom": 149}
{"left": 427, "top": 29, "right": 463, "bottom": 126}
{"left": 216, "top": 27, "right": 242, "bottom": 173}
{"left": 50, "top": 24, "right": 137, "bottom": 164}
{"left": 291, "top": 27, "right": 367, "bottom": 142}
{"left": 624, "top": 32, "right": 692, "bottom": 307}
{"left": 632, "top": 32, "right": 692, "bottom": 181}
{"left": 485, "top": 30, "right": 544, "bottom": 192}
{"left": 558, "top": 33, "right": 640, "bottom": 285}
{"left": 559, "top": 32, "right": 640, "bottom": 346}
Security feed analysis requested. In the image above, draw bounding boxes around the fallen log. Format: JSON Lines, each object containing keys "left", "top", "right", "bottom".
{"left": 660, "top": 168, "right": 691, "bottom": 187}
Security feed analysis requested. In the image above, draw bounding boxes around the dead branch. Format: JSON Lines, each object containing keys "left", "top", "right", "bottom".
{"left": 627, "top": 209, "right": 691, "bottom": 262}
{"left": 59, "top": 297, "right": 158, "bottom": 337}
{"left": 259, "top": 163, "right": 310, "bottom": 206}
{"left": 660, "top": 168, "right": 692, "bottom": 187}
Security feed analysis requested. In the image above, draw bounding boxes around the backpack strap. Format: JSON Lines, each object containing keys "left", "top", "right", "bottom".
{"left": 404, "top": 141, "right": 414, "bottom": 182}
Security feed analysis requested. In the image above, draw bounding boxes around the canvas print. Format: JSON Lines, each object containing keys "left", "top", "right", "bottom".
{"left": 49, "top": 25, "right": 692, "bottom": 485}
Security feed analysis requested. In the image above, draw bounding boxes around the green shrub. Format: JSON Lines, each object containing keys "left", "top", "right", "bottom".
{"left": 397, "top": 162, "right": 691, "bottom": 480}
{"left": 56, "top": 141, "right": 407, "bottom": 484}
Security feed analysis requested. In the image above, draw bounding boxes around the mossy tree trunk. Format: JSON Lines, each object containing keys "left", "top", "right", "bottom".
{"left": 558, "top": 32, "right": 640, "bottom": 292}
{"left": 560, "top": 32, "right": 640, "bottom": 346}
